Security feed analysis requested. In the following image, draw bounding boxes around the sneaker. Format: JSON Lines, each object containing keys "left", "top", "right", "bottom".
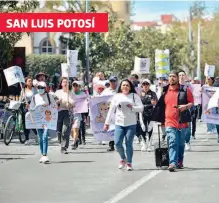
{"left": 162, "top": 136, "right": 165, "bottom": 142}
{"left": 107, "top": 148, "right": 115, "bottom": 152}
{"left": 39, "top": 156, "right": 44, "bottom": 163}
{"left": 178, "top": 162, "right": 184, "bottom": 169}
{"left": 168, "top": 164, "right": 176, "bottom": 172}
{"left": 207, "top": 132, "right": 212, "bottom": 135}
{"left": 192, "top": 135, "right": 196, "bottom": 140}
{"left": 118, "top": 159, "right": 127, "bottom": 169}
{"left": 141, "top": 141, "right": 147, "bottom": 152}
{"left": 82, "top": 141, "right": 86, "bottom": 145}
{"left": 147, "top": 146, "right": 152, "bottom": 152}
{"left": 102, "top": 141, "right": 106, "bottom": 145}
{"left": 126, "top": 163, "right": 133, "bottom": 171}
{"left": 43, "top": 156, "right": 49, "bottom": 164}
{"left": 61, "top": 148, "right": 68, "bottom": 154}
{"left": 25, "top": 140, "right": 31, "bottom": 145}
{"left": 185, "top": 143, "right": 191, "bottom": 151}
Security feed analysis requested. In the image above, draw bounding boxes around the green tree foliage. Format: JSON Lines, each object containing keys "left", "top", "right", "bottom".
{"left": 26, "top": 54, "right": 66, "bottom": 76}
{"left": 0, "top": 0, "right": 39, "bottom": 69}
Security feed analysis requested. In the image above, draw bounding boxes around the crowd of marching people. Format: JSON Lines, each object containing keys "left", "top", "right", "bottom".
{"left": 1, "top": 70, "right": 219, "bottom": 172}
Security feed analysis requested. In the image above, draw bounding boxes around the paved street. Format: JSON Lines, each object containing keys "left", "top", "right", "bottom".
{"left": 0, "top": 123, "right": 219, "bottom": 203}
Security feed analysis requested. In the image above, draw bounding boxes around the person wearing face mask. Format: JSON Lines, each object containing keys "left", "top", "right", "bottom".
{"left": 29, "top": 81, "right": 57, "bottom": 164}
{"left": 104, "top": 79, "right": 143, "bottom": 171}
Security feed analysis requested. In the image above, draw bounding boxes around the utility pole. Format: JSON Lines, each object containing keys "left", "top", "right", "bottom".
{"left": 197, "top": 22, "right": 201, "bottom": 80}
{"left": 85, "top": 0, "right": 90, "bottom": 85}
{"left": 188, "top": 7, "right": 194, "bottom": 78}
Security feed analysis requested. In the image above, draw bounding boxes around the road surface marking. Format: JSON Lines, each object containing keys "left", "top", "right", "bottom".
{"left": 104, "top": 170, "right": 162, "bottom": 203}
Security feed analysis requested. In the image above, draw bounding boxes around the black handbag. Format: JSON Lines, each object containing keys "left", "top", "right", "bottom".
{"left": 179, "top": 109, "right": 191, "bottom": 123}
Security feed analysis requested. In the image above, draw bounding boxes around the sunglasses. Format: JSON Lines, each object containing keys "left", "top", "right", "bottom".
{"left": 37, "top": 86, "right": 45, "bottom": 89}
{"left": 142, "top": 83, "right": 149, "bottom": 86}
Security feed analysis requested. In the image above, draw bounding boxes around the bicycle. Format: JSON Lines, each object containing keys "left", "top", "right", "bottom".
{"left": 3, "top": 100, "right": 26, "bottom": 145}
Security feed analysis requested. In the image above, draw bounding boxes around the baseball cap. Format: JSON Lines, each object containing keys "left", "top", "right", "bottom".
{"left": 109, "top": 76, "right": 118, "bottom": 82}
{"left": 141, "top": 79, "right": 151, "bottom": 84}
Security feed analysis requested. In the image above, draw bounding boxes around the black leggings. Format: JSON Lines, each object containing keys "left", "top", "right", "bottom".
{"left": 21, "top": 109, "right": 37, "bottom": 140}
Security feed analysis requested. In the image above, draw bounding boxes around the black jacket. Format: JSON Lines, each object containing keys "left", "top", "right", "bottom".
{"left": 152, "top": 84, "right": 192, "bottom": 124}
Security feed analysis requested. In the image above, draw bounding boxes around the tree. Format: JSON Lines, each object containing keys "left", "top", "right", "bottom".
{"left": 0, "top": 0, "right": 39, "bottom": 69}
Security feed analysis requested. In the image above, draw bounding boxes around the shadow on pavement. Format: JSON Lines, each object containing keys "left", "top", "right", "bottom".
{"left": 0, "top": 153, "right": 35, "bottom": 155}
{"left": 188, "top": 150, "right": 219, "bottom": 152}
{"left": 51, "top": 160, "right": 95, "bottom": 164}
{"left": 68, "top": 151, "right": 108, "bottom": 154}
{"left": 180, "top": 167, "right": 219, "bottom": 171}
{"left": 0, "top": 157, "right": 24, "bottom": 160}
{"left": 192, "top": 144, "right": 219, "bottom": 147}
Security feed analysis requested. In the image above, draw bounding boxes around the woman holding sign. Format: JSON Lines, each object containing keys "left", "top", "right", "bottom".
{"left": 30, "top": 81, "right": 57, "bottom": 163}
{"left": 104, "top": 79, "right": 143, "bottom": 171}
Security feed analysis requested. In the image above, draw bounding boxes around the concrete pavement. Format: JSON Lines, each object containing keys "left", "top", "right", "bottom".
{"left": 0, "top": 123, "right": 219, "bottom": 203}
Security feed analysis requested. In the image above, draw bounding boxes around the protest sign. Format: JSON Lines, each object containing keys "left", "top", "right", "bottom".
{"left": 191, "top": 84, "right": 202, "bottom": 105}
{"left": 201, "top": 86, "right": 219, "bottom": 124}
{"left": 89, "top": 95, "right": 114, "bottom": 141}
{"left": 67, "top": 50, "right": 78, "bottom": 65}
{"left": 3, "top": 66, "right": 25, "bottom": 86}
{"left": 25, "top": 105, "right": 58, "bottom": 130}
{"left": 204, "top": 63, "right": 215, "bottom": 77}
{"left": 155, "top": 49, "right": 170, "bottom": 78}
{"left": 61, "top": 63, "right": 77, "bottom": 77}
{"left": 134, "top": 57, "right": 150, "bottom": 74}
{"left": 74, "top": 94, "right": 89, "bottom": 114}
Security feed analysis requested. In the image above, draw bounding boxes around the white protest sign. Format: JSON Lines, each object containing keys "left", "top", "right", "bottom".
{"left": 134, "top": 57, "right": 150, "bottom": 74}
{"left": 67, "top": 50, "right": 78, "bottom": 65}
{"left": 155, "top": 49, "right": 170, "bottom": 78}
{"left": 204, "top": 63, "right": 215, "bottom": 77}
{"left": 61, "top": 63, "right": 77, "bottom": 77}
{"left": 191, "top": 84, "right": 202, "bottom": 105}
{"left": 201, "top": 86, "right": 219, "bottom": 125}
{"left": 89, "top": 95, "right": 114, "bottom": 141}
{"left": 3, "top": 66, "right": 25, "bottom": 86}
{"left": 25, "top": 105, "right": 58, "bottom": 130}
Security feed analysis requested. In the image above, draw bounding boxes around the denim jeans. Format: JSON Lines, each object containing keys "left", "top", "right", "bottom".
{"left": 37, "top": 129, "right": 48, "bottom": 156}
{"left": 207, "top": 123, "right": 216, "bottom": 133}
{"left": 166, "top": 127, "right": 186, "bottom": 167}
{"left": 185, "top": 122, "right": 191, "bottom": 144}
{"left": 114, "top": 125, "right": 136, "bottom": 163}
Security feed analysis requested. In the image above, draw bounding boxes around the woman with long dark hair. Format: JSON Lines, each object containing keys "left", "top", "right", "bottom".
{"left": 55, "top": 77, "right": 75, "bottom": 154}
{"left": 104, "top": 79, "right": 143, "bottom": 171}
{"left": 20, "top": 76, "right": 38, "bottom": 145}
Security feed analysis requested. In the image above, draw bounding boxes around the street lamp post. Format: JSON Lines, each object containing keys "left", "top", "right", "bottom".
{"left": 197, "top": 22, "right": 201, "bottom": 80}
{"left": 85, "top": 0, "right": 90, "bottom": 84}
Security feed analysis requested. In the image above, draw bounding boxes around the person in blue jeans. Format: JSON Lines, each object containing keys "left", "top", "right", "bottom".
{"left": 104, "top": 79, "right": 143, "bottom": 171}
{"left": 30, "top": 81, "right": 57, "bottom": 164}
{"left": 152, "top": 71, "right": 194, "bottom": 172}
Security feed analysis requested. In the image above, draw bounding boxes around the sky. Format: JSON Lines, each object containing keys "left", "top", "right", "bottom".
{"left": 131, "top": 1, "right": 219, "bottom": 22}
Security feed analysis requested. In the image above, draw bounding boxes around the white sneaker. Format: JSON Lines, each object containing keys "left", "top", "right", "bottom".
{"left": 118, "top": 159, "right": 127, "bottom": 169}
{"left": 43, "top": 156, "right": 49, "bottom": 164}
{"left": 185, "top": 143, "right": 191, "bottom": 151}
{"left": 39, "top": 156, "right": 44, "bottom": 163}
{"left": 102, "top": 141, "right": 106, "bottom": 145}
{"left": 25, "top": 140, "right": 31, "bottom": 145}
{"left": 141, "top": 143, "right": 147, "bottom": 152}
{"left": 126, "top": 163, "right": 133, "bottom": 171}
{"left": 147, "top": 146, "right": 152, "bottom": 152}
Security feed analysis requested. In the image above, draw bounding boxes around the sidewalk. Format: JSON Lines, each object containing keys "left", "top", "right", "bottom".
{"left": 0, "top": 123, "right": 218, "bottom": 203}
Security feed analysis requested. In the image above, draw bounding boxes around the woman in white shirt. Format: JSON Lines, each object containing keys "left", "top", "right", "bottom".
{"left": 55, "top": 78, "right": 75, "bottom": 154}
{"left": 30, "top": 81, "right": 57, "bottom": 164}
{"left": 104, "top": 79, "right": 143, "bottom": 171}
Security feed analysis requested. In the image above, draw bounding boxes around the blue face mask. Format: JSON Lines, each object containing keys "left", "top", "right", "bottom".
{"left": 38, "top": 89, "right": 45, "bottom": 94}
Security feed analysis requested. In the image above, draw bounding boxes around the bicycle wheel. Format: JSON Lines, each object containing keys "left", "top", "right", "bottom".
{"left": 17, "top": 111, "right": 26, "bottom": 144}
{"left": 3, "top": 115, "right": 16, "bottom": 145}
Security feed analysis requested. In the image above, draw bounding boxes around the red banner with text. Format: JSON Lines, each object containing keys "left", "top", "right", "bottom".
{"left": 0, "top": 13, "right": 108, "bottom": 32}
